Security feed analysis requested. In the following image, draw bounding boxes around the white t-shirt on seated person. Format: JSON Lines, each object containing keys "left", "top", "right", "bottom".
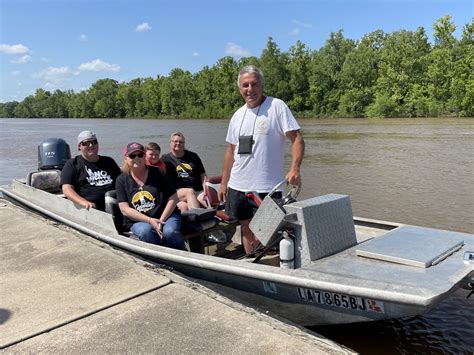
{"left": 226, "top": 96, "right": 300, "bottom": 193}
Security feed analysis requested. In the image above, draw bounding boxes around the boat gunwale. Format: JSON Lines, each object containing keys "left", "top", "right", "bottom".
{"left": 1, "top": 180, "right": 471, "bottom": 308}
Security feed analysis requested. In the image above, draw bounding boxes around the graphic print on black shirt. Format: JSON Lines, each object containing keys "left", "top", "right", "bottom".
{"left": 85, "top": 165, "right": 114, "bottom": 186}
{"left": 131, "top": 189, "right": 158, "bottom": 213}
{"left": 176, "top": 162, "right": 192, "bottom": 179}
{"left": 162, "top": 150, "right": 205, "bottom": 191}
{"left": 116, "top": 167, "right": 177, "bottom": 226}
{"left": 60, "top": 155, "right": 121, "bottom": 210}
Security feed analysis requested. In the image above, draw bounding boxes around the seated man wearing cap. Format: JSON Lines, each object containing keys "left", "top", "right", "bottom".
{"left": 61, "top": 130, "right": 121, "bottom": 211}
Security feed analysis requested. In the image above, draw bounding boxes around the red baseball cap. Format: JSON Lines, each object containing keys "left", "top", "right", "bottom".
{"left": 123, "top": 142, "right": 145, "bottom": 156}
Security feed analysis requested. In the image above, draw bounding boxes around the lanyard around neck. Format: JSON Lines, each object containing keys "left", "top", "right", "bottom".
{"left": 238, "top": 104, "right": 262, "bottom": 137}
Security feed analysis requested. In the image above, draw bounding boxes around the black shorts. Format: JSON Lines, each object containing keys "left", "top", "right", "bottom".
{"left": 225, "top": 187, "right": 281, "bottom": 221}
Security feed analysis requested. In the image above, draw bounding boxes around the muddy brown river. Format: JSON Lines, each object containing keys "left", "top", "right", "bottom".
{"left": 1, "top": 117, "right": 472, "bottom": 353}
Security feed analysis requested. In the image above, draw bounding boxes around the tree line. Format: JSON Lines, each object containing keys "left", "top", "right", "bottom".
{"left": 1, "top": 16, "right": 472, "bottom": 119}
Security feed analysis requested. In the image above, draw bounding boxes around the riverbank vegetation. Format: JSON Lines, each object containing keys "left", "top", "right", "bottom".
{"left": 1, "top": 16, "right": 472, "bottom": 119}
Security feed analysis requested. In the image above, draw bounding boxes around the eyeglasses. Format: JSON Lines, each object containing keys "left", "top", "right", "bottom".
{"left": 128, "top": 153, "right": 144, "bottom": 159}
{"left": 80, "top": 139, "right": 98, "bottom": 147}
{"left": 171, "top": 140, "right": 184, "bottom": 144}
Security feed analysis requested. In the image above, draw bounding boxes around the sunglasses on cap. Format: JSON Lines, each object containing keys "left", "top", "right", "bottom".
{"left": 128, "top": 152, "right": 144, "bottom": 159}
{"left": 80, "top": 139, "right": 98, "bottom": 147}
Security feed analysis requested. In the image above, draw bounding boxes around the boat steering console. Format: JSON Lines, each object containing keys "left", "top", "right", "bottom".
{"left": 268, "top": 179, "right": 301, "bottom": 207}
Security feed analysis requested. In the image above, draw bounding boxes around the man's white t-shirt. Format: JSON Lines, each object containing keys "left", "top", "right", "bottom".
{"left": 226, "top": 96, "right": 300, "bottom": 193}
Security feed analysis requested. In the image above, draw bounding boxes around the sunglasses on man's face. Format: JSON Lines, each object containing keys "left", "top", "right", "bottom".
{"left": 80, "top": 139, "right": 98, "bottom": 147}
{"left": 128, "top": 153, "right": 144, "bottom": 159}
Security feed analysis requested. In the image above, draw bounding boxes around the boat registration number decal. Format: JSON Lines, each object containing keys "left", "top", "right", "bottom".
{"left": 297, "top": 287, "right": 385, "bottom": 314}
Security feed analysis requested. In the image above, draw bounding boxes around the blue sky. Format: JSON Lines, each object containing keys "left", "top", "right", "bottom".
{"left": 1, "top": 0, "right": 472, "bottom": 103}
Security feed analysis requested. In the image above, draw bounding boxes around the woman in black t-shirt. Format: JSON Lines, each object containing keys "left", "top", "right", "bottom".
{"left": 161, "top": 132, "right": 207, "bottom": 211}
{"left": 116, "top": 142, "right": 186, "bottom": 250}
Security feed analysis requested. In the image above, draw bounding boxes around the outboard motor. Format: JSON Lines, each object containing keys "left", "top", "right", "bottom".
{"left": 38, "top": 138, "right": 71, "bottom": 171}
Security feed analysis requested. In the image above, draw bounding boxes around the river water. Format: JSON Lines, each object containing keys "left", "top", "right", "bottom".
{"left": 1, "top": 117, "right": 473, "bottom": 353}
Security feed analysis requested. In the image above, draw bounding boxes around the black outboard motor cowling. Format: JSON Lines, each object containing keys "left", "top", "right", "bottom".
{"left": 38, "top": 138, "right": 71, "bottom": 170}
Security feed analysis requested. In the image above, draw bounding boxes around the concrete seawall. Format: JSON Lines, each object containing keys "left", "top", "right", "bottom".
{"left": 0, "top": 200, "right": 352, "bottom": 353}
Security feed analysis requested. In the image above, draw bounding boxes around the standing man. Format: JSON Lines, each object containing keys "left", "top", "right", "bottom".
{"left": 61, "top": 130, "right": 121, "bottom": 211}
{"left": 219, "top": 65, "right": 305, "bottom": 254}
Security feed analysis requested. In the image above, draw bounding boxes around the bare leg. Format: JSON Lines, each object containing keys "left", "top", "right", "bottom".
{"left": 177, "top": 188, "right": 200, "bottom": 209}
{"left": 240, "top": 219, "right": 260, "bottom": 254}
{"left": 197, "top": 192, "right": 207, "bottom": 207}
{"left": 177, "top": 201, "right": 189, "bottom": 211}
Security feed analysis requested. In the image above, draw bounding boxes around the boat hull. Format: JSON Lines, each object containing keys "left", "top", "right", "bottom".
{"left": 155, "top": 259, "right": 429, "bottom": 325}
{"left": 1, "top": 180, "right": 472, "bottom": 326}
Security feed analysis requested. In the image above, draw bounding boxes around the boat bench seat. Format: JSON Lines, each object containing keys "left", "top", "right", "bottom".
{"left": 204, "top": 176, "right": 234, "bottom": 222}
{"left": 26, "top": 169, "right": 62, "bottom": 193}
{"left": 104, "top": 190, "right": 226, "bottom": 253}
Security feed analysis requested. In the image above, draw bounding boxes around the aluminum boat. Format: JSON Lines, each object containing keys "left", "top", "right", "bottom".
{"left": 2, "top": 173, "right": 472, "bottom": 326}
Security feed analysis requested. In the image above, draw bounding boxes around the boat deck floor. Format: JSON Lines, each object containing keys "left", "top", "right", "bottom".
{"left": 201, "top": 222, "right": 392, "bottom": 265}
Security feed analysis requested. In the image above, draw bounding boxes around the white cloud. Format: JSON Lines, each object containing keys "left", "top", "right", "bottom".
{"left": 78, "top": 58, "right": 120, "bottom": 72}
{"left": 192, "top": 51, "right": 200, "bottom": 57}
{"left": 11, "top": 70, "right": 21, "bottom": 76}
{"left": 78, "top": 34, "right": 88, "bottom": 42}
{"left": 44, "top": 82, "right": 61, "bottom": 89}
{"left": 10, "top": 55, "right": 31, "bottom": 64}
{"left": 0, "top": 43, "right": 31, "bottom": 55}
{"left": 135, "top": 22, "right": 151, "bottom": 32}
{"left": 291, "top": 20, "right": 312, "bottom": 28}
{"left": 289, "top": 19, "right": 312, "bottom": 36}
{"left": 30, "top": 59, "right": 120, "bottom": 91}
{"left": 33, "top": 66, "right": 78, "bottom": 84}
{"left": 289, "top": 28, "right": 300, "bottom": 36}
{"left": 225, "top": 42, "right": 252, "bottom": 57}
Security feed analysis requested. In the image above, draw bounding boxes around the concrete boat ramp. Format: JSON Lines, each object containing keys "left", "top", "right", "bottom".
{"left": 0, "top": 200, "right": 351, "bottom": 354}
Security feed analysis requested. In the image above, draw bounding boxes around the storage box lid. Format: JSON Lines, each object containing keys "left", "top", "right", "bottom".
{"left": 355, "top": 225, "right": 464, "bottom": 268}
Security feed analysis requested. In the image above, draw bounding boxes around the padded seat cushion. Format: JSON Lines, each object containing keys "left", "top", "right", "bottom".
{"left": 27, "top": 170, "right": 62, "bottom": 192}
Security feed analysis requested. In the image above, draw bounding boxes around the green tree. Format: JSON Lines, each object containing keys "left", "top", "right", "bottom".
{"left": 308, "top": 30, "right": 356, "bottom": 115}
{"left": 116, "top": 78, "right": 145, "bottom": 118}
{"left": 160, "top": 68, "right": 194, "bottom": 117}
{"left": 260, "top": 37, "right": 291, "bottom": 102}
{"left": 212, "top": 56, "right": 240, "bottom": 116}
{"left": 433, "top": 15, "right": 457, "bottom": 48}
{"left": 238, "top": 56, "right": 260, "bottom": 69}
{"left": 369, "top": 28, "right": 431, "bottom": 117}
{"left": 88, "top": 79, "right": 120, "bottom": 118}
{"left": 13, "top": 95, "right": 36, "bottom": 118}
{"left": 193, "top": 65, "right": 219, "bottom": 118}
{"left": 140, "top": 76, "right": 163, "bottom": 118}
{"left": 425, "top": 16, "right": 457, "bottom": 114}
{"left": 48, "top": 90, "right": 70, "bottom": 117}
{"left": 339, "top": 30, "right": 385, "bottom": 116}
{"left": 31, "top": 88, "right": 51, "bottom": 117}
{"left": 448, "top": 20, "right": 473, "bottom": 116}
{"left": 3, "top": 17, "right": 472, "bottom": 119}
{"left": 68, "top": 90, "right": 94, "bottom": 118}
{"left": 287, "top": 40, "right": 311, "bottom": 112}
{"left": 0, "top": 101, "right": 19, "bottom": 117}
